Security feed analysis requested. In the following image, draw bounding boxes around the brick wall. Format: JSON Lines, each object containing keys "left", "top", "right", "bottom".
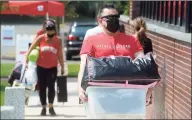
{"left": 149, "top": 32, "right": 191, "bottom": 119}
{"left": 121, "top": 1, "right": 192, "bottom": 119}
{"left": 120, "top": 20, "right": 191, "bottom": 119}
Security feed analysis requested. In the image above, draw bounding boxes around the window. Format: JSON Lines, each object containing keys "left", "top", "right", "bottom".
{"left": 140, "top": 1, "right": 191, "bottom": 33}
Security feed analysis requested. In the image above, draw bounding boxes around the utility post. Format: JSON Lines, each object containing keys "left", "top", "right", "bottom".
{"left": 95, "top": 2, "right": 98, "bottom": 19}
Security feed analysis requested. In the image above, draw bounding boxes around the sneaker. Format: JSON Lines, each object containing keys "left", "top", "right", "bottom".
{"left": 41, "top": 108, "right": 46, "bottom": 116}
{"left": 49, "top": 107, "right": 56, "bottom": 116}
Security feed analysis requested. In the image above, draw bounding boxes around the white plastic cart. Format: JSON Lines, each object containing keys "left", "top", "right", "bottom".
{"left": 84, "top": 80, "right": 159, "bottom": 119}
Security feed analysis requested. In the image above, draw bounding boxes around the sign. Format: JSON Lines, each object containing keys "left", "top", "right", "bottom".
{"left": 16, "top": 34, "right": 35, "bottom": 62}
{"left": 1, "top": 25, "right": 15, "bottom": 46}
{"left": 37, "top": 5, "right": 44, "bottom": 11}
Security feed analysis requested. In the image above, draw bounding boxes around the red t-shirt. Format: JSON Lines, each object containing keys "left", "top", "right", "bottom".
{"left": 37, "top": 34, "right": 60, "bottom": 68}
{"left": 80, "top": 32, "right": 143, "bottom": 59}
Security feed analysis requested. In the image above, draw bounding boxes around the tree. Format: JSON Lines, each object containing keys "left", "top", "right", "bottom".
{"left": 59, "top": 1, "right": 130, "bottom": 20}
{"left": 101, "top": 1, "right": 129, "bottom": 15}
{"left": 0, "top": 1, "right": 8, "bottom": 13}
{"left": 59, "top": 1, "right": 79, "bottom": 19}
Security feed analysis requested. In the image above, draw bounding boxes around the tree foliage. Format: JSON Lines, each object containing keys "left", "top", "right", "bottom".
{"left": 0, "top": 1, "right": 8, "bottom": 12}
{"left": 63, "top": 1, "right": 129, "bottom": 19}
{"left": 0, "top": 1, "right": 129, "bottom": 19}
{"left": 101, "top": 1, "right": 129, "bottom": 15}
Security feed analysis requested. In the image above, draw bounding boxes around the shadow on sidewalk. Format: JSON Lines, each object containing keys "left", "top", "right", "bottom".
{"left": 25, "top": 114, "right": 86, "bottom": 118}
{"left": 68, "top": 91, "right": 78, "bottom": 96}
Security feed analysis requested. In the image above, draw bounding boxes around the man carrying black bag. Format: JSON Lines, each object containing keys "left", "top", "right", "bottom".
{"left": 78, "top": 4, "right": 144, "bottom": 103}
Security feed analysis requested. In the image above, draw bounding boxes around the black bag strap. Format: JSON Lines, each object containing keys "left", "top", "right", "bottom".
{"left": 20, "top": 66, "right": 27, "bottom": 84}
{"left": 86, "top": 55, "right": 92, "bottom": 81}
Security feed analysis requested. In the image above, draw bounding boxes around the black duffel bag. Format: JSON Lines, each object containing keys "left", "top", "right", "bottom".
{"left": 81, "top": 53, "right": 161, "bottom": 90}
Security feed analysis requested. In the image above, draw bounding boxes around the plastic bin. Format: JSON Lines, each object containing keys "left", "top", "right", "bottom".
{"left": 84, "top": 87, "right": 147, "bottom": 119}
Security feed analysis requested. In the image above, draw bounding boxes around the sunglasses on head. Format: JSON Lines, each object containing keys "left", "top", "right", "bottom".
{"left": 101, "top": 14, "right": 120, "bottom": 19}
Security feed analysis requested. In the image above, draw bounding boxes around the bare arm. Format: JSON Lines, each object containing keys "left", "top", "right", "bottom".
{"left": 25, "top": 36, "right": 41, "bottom": 63}
{"left": 134, "top": 50, "right": 144, "bottom": 60}
{"left": 34, "top": 34, "right": 39, "bottom": 40}
{"left": 77, "top": 54, "right": 87, "bottom": 90}
{"left": 57, "top": 38, "right": 64, "bottom": 69}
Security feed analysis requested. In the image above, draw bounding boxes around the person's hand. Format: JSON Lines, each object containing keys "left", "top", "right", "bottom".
{"left": 61, "top": 67, "right": 64, "bottom": 75}
{"left": 25, "top": 63, "right": 28, "bottom": 69}
{"left": 7, "top": 83, "right": 12, "bottom": 87}
{"left": 78, "top": 87, "right": 88, "bottom": 102}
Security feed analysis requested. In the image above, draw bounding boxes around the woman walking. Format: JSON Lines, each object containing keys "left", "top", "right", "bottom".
{"left": 131, "top": 17, "right": 153, "bottom": 105}
{"left": 131, "top": 17, "right": 153, "bottom": 54}
{"left": 26, "top": 19, "right": 64, "bottom": 116}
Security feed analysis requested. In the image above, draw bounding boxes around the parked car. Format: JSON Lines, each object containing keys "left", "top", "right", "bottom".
{"left": 64, "top": 22, "right": 97, "bottom": 60}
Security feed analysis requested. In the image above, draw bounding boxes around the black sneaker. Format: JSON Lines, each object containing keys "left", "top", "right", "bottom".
{"left": 41, "top": 108, "right": 46, "bottom": 116}
{"left": 49, "top": 107, "right": 56, "bottom": 116}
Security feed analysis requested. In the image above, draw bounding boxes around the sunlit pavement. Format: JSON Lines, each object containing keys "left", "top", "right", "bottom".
{"left": 25, "top": 78, "right": 87, "bottom": 119}
{"left": 24, "top": 77, "right": 153, "bottom": 119}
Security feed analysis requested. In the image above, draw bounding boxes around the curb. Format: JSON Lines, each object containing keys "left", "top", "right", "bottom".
{"left": 1, "top": 58, "right": 15, "bottom": 60}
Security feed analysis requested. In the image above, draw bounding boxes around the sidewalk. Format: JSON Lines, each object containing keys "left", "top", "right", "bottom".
{"left": 25, "top": 80, "right": 87, "bottom": 119}
{"left": 24, "top": 77, "right": 153, "bottom": 119}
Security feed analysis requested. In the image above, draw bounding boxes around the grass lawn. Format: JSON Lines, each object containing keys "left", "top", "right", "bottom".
{"left": 0, "top": 63, "right": 15, "bottom": 78}
{"left": 0, "top": 81, "right": 8, "bottom": 106}
{"left": 68, "top": 64, "right": 80, "bottom": 77}
{"left": 0, "top": 63, "right": 80, "bottom": 78}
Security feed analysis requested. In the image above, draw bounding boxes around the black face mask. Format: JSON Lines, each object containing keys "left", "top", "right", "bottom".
{"left": 47, "top": 34, "right": 55, "bottom": 38}
{"left": 105, "top": 18, "right": 120, "bottom": 33}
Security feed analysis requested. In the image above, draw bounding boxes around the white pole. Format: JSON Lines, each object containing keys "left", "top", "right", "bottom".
{"left": 62, "top": 16, "right": 65, "bottom": 25}
{"left": 46, "top": 12, "right": 49, "bottom": 20}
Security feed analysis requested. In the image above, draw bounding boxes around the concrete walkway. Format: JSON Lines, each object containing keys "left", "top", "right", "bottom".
{"left": 2, "top": 77, "right": 153, "bottom": 119}
{"left": 25, "top": 78, "right": 87, "bottom": 119}
{"left": 24, "top": 80, "right": 154, "bottom": 119}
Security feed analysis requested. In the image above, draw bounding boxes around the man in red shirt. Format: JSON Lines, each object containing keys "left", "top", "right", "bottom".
{"left": 78, "top": 4, "right": 144, "bottom": 102}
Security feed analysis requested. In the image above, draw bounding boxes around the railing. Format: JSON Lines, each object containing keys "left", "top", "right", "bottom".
{"left": 140, "top": 1, "right": 191, "bottom": 33}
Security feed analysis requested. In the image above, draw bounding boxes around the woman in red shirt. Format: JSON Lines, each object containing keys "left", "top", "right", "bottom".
{"left": 34, "top": 20, "right": 57, "bottom": 91}
{"left": 26, "top": 20, "right": 64, "bottom": 116}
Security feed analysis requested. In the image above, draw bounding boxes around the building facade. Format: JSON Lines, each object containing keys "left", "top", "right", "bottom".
{"left": 120, "top": 1, "right": 191, "bottom": 119}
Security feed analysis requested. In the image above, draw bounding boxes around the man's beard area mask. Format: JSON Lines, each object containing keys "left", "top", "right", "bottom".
{"left": 103, "top": 17, "right": 120, "bottom": 33}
